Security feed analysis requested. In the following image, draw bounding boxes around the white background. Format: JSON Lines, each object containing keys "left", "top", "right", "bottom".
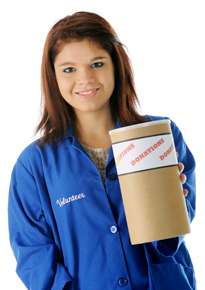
{"left": 1, "top": 0, "right": 204, "bottom": 289}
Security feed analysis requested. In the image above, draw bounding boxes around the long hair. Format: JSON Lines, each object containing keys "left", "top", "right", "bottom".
{"left": 35, "top": 11, "right": 147, "bottom": 145}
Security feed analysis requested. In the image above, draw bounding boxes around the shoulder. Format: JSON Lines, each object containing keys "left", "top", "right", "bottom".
{"left": 146, "top": 115, "right": 181, "bottom": 137}
{"left": 16, "top": 138, "right": 60, "bottom": 175}
{"left": 16, "top": 136, "right": 72, "bottom": 175}
{"left": 14, "top": 139, "right": 43, "bottom": 176}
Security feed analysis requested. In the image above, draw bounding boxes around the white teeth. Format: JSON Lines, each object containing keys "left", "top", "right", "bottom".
{"left": 79, "top": 89, "right": 97, "bottom": 95}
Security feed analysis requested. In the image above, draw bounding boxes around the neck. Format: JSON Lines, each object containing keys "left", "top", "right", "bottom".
{"left": 73, "top": 107, "right": 116, "bottom": 148}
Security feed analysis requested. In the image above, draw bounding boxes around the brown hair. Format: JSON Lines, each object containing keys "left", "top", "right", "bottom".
{"left": 35, "top": 11, "right": 147, "bottom": 145}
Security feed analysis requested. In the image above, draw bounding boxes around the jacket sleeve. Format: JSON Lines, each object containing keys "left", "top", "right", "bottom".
{"left": 8, "top": 159, "right": 72, "bottom": 290}
{"left": 152, "top": 118, "right": 196, "bottom": 257}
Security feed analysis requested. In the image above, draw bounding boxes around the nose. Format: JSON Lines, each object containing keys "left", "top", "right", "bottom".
{"left": 76, "top": 68, "right": 94, "bottom": 85}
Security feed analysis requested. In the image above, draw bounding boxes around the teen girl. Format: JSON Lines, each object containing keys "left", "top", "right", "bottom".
{"left": 8, "top": 11, "right": 196, "bottom": 290}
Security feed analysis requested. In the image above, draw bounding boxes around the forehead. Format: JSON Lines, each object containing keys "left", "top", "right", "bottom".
{"left": 54, "top": 39, "right": 110, "bottom": 64}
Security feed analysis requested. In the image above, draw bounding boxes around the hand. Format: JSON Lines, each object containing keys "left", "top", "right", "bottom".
{"left": 177, "top": 152, "right": 188, "bottom": 197}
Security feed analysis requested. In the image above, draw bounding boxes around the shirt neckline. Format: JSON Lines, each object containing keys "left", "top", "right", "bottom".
{"left": 81, "top": 144, "right": 110, "bottom": 151}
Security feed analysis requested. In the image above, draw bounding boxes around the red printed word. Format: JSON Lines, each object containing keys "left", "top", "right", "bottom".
{"left": 159, "top": 144, "right": 174, "bottom": 160}
{"left": 119, "top": 143, "right": 135, "bottom": 160}
{"left": 131, "top": 138, "right": 164, "bottom": 166}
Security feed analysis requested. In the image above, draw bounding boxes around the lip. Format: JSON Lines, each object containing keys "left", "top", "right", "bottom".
{"left": 75, "top": 87, "right": 100, "bottom": 94}
{"left": 75, "top": 87, "right": 100, "bottom": 99}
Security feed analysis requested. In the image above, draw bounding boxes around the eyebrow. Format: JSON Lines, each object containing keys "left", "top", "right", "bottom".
{"left": 58, "top": 56, "right": 107, "bottom": 67}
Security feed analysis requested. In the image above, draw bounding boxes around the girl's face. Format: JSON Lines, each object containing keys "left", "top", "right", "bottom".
{"left": 54, "top": 39, "right": 115, "bottom": 117}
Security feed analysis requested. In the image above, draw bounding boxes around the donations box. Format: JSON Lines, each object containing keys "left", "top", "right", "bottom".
{"left": 109, "top": 120, "right": 190, "bottom": 245}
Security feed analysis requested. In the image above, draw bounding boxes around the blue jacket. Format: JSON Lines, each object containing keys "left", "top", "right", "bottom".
{"left": 8, "top": 115, "right": 196, "bottom": 290}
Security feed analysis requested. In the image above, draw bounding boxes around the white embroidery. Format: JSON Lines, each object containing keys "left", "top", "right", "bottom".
{"left": 56, "top": 193, "right": 85, "bottom": 207}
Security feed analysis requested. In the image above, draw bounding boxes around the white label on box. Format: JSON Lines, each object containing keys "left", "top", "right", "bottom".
{"left": 112, "top": 133, "right": 178, "bottom": 176}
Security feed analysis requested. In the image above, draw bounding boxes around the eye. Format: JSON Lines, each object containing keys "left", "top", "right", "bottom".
{"left": 63, "top": 67, "right": 76, "bottom": 73}
{"left": 91, "top": 62, "right": 104, "bottom": 68}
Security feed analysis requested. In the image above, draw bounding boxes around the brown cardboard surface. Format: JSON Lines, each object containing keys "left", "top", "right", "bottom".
{"left": 110, "top": 121, "right": 191, "bottom": 244}
{"left": 110, "top": 122, "right": 171, "bottom": 144}
{"left": 118, "top": 166, "right": 190, "bottom": 244}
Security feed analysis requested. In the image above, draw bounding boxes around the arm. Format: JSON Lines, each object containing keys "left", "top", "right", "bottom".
{"left": 8, "top": 159, "right": 72, "bottom": 290}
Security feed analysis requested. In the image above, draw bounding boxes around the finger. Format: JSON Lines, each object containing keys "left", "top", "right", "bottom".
{"left": 183, "top": 189, "right": 189, "bottom": 197}
{"left": 176, "top": 152, "right": 188, "bottom": 196}
{"left": 180, "top": 173, "right": 187, "bottom": 184}
{"left": 178, "top": 162, "right": 184, "bottom": 173}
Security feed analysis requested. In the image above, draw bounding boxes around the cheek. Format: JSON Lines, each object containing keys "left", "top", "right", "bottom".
{"left": 108, "top": 65, "right": 115, "bottom": 88}
{"left": 56, "top": 76, "right": 73, "bottom": 97}
{"left": 105, "top": 72, "right": 115, "bottom": 93}
{"left": 100, "top": 67, "right": 115, "bottom": 92}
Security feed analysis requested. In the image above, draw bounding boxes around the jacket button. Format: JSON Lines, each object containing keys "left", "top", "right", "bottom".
{"left": 107, "top": 173, "right": 117, "bottom": 180}
{"left": 119, "top": 278, "right": 128, "bottom": 287}
{"left": 110, "top": 226, "right": 118, "bottom": 234}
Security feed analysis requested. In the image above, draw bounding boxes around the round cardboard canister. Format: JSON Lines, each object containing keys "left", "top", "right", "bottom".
{"left": 109, "top": 120, "right": 191, "bottom": 245}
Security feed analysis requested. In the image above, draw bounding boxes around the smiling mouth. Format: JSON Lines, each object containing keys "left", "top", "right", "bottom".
{"left": 76, "top": 88, "right": 100, "bottom": 95}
